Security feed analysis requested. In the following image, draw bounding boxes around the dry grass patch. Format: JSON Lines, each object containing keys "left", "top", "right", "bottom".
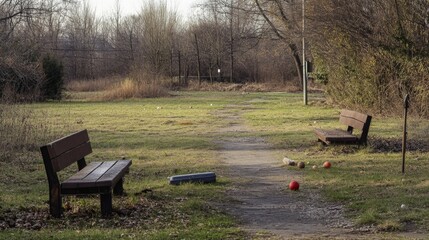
{"left": 0, "top": 104, "right": 55, "bottom": 160}
{"left": 101, "top": 78, "right": 169, "bottom": 100}
{"left": 66, "top": 76, "right": 123, "bottom": 92}
{"left": 186, "top": 81, "right": 294, "bottom": 92}
{"left": 186, "top": 80, "right": 324, "bottom": 93}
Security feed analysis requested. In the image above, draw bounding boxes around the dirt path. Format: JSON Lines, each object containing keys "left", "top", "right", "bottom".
{"left": 215, "top": 103, "right": 367, "bottom": 239}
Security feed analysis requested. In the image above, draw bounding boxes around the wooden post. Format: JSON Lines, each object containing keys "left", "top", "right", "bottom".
{"left": 229, "top": 0, "right": 234, "bottom": 83}
{"left": 402, "top": 94, "right": 410, "bottom": 174}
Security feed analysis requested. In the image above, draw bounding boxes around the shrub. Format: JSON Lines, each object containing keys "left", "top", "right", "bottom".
{"left": 316, "top": 44, "right": 429, "bottom": 117}
{"left": 41, "top": 55, "right": 64, "bottom": 100}
{"left": 0, "top": 55, "right": 43, "bottom": 102}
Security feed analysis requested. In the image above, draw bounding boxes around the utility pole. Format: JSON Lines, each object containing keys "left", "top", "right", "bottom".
{"left": 229, "top": 0, "right": 234, "bottom": 83}
{"left": 302, "top": 0, "right": 308, "bottom": 105}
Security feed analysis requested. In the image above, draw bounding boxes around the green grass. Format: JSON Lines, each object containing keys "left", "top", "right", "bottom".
{"left": 1, "top": 91, "right": 428, "bottom": 239}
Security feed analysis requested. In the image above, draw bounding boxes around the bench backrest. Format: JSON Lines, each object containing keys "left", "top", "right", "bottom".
{"left": 41, "top": 129, "right": 92, "bottom": 173}
{"left": 339, "top": 109, "right": 372, "bottom": 143}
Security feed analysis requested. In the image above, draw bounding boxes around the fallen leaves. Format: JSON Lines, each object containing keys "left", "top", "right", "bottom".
{"left": 369, "top": 137, "right": 429, "bottom": 153}
{"left": 0, "top": 193, "right": 193, "bottom": 231}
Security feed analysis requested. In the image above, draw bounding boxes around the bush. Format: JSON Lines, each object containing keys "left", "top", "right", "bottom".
{"left": 0, "top": 56, "right": 43, "bottom": 102}
{"left": 310, "top": 0, "right": 429, "bottom": 118}
{"left": 316, "top": 43, "right": 429, "bottom": 117}
{"left": 41, "top": 55, "right": 64, "bottom": 100}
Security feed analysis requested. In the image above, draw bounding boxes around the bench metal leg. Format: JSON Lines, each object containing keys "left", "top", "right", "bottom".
{"left": 50, "top": 185, "right": 62, "bottom": 218}
{"left": 100, "top": 192, "right": 112, "bottom": 217}
{"left": 113, "top": 178, "right": 124, "bottom": 196}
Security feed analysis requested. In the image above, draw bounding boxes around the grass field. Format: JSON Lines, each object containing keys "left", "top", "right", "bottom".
{"left": 0, "top": 91, "right": 428, "bottom": 239}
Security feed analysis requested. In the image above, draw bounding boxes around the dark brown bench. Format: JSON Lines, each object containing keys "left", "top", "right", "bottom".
{"left": 314, "top": 109, "right": 372, "bottom": 145}
{"left": 40, "top": 129, "right": 132, "bottom": 218}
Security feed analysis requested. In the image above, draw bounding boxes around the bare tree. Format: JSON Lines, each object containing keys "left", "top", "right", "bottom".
{"left": 135, "top": 0, "right": 178, "bottom": 77}
{"left": 253, "top": 0, "right": 304, "bottom": 87}
{"left": 63, "top": 1, "right": 99, "bottom": 79}
{"left": 0, "top": 0, "right": 65, "bottom": 101}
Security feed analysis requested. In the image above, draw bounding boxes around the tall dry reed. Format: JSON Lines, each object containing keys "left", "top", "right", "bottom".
{"left": 66, "top": 76, "right": 123, "bottom": 92}
{"left": 100, "top": 69, "right": 171, "bottom": 100}
{"left": 0, "top": 104, "right": 56, "bottom": 164}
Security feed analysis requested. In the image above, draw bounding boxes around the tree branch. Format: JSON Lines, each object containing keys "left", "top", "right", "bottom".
{"left": 254, "top": 0, "right": 284, "bottom": 40}
{"left": 0, "top": 10, "right": 23, "bottom": 22}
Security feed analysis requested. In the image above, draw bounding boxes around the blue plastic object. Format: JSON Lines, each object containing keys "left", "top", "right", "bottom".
{"left": 169, "top": 172, "right": 216, "bottom": 185}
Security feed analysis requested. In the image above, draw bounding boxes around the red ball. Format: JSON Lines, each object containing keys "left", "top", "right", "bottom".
{"left": 323, "top": 161, "right": 332, "bottom": 169}
{"left": 289, "top": 180, "right": 300, "bottom": 191}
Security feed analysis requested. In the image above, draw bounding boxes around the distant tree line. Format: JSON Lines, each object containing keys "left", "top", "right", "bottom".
{"left": 1, "top": 0, "right": 428, "bottom": 116}
{"left": 0, "top": 0, "right": 298, "bottom": 101}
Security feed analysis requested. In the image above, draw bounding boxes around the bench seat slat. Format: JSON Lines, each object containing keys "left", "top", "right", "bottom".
{"left": 97, "top": 160, "right": 132, "bottom": 187}
{"left": 83, "top": 161, "right": 117, "bottom": 182}
{"left": 314, "top": 128, "right": 358, "bottom": 144}
{"left": 66, "top": 162, "right": 103, "bottom": 181}
{"left": 62, "top": 161, "right": 119, "bottom": 189}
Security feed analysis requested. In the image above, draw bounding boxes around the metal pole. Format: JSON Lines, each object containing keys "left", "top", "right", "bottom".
{"left": 302, "top": 0, "right": 307, "bottom": 105}
{"left": 402, "top": 94, "right": 410, "bottom": 174}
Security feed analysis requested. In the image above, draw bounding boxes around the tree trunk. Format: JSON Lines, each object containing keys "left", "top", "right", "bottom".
{"left": 289, "top": 43, "right": 303, "bottom": 89}
{"left": 254, "top": 0, "right": 303, "bottom": 89}
{"left": 194, "top": 33, "right": 202, "bottom": 86}
{"left": 178, "top": 50, "right": 182, "bottom": 85}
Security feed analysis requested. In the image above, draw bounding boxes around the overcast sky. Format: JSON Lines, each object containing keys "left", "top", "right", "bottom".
{"left": 87, "top": 0, "right": 201, "bottom": 20}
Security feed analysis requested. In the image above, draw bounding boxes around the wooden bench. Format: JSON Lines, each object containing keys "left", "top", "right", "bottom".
{"left": 40, "top": 129, "right": 132, "bottom": 218}
{"left": 314, "top": 109, "right": 372, "bottom": 145}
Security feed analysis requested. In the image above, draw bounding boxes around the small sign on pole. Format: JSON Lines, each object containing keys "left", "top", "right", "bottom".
{"left": 402, "top": 94, "right": 410, "bottom": 174}
{"left": 217, "top": 68, "right": 221, "bottom": 81}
